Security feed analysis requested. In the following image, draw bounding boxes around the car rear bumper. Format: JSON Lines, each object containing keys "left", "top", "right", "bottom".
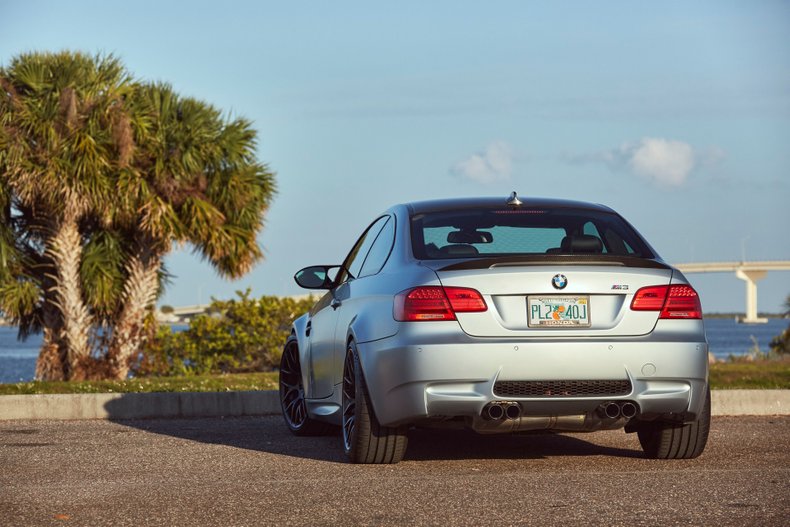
{"left": 357, "top": 321, "right": 708, "bottom": 428}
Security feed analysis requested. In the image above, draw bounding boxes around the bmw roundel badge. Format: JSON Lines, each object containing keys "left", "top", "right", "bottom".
{"left": 552, "top": 274, "right": 568, "bottom": 290}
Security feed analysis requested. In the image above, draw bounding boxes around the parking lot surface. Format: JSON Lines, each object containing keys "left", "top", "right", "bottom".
{"left": 1, "top": 415, "right": 788, "bottom": 526}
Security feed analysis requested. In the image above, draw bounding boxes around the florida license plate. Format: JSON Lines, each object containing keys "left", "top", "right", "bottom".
{"left": 527, "top": 296, "right": 591, "bottom": 327}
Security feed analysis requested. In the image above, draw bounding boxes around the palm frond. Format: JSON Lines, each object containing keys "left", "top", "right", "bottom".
{"left": 80, "top": 230, "right": 126, "bottom": 318}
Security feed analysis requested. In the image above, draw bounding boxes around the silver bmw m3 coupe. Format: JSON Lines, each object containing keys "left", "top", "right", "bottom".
{"left": 279, "top": 193, "right": 710, "bottom": 463}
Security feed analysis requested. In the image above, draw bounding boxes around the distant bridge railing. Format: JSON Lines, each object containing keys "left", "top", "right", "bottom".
{"left": 675, "top": 260, "right": 790, "bottom": 324}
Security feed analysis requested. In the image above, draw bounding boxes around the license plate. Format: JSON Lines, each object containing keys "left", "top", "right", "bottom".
{"left": 527, "top": 296, "right": 591, "bottom": 327}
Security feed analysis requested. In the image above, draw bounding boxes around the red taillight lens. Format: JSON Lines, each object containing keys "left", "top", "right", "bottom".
{"left": 444, "top": 287, "right": 488, "bottom": 313}
{"left": 395, "top": 286, "right": 455, "bottom": 321}
{"left": 630, "top": 285, "right": 702, "bottom": 319}
{"left": 630, "top": 286, "right": 668, "bottom": 311}
{"left": 660, "top": 285, "right": 702, "bottom": 319}
{"left": 394, "top": 286, "right": 487, "bottom": 321}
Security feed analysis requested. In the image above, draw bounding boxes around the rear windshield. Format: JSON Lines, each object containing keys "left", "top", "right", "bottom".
{"left": 410, "top": 207, "right": 654, "bottom": 260}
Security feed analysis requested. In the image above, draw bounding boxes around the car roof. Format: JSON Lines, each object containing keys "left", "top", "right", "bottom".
{"left": 401, "top": 195, "right": 616, "bottom": 215}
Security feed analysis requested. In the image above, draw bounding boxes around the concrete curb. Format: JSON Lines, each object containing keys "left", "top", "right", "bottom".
{"left": 711, "top": 389, "right": 789, "bottom": 416}
{"left": 0, "top": 389, "right": 787, "bottom": 421}
{"left": 0, "top": 391, "right": 281, "bottom": 420}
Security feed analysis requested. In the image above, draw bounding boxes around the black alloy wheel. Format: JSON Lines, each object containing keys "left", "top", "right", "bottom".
{"left": 341, "top": 348, "right": 357, "bottom": 453}
{"left": 279, "top": 336, "right": 327, "bottom": 435}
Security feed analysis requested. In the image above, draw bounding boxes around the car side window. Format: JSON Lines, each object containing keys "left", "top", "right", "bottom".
{"left": 359, "top": 217, "right": 395, "bottom": 278}
{"left": 336, "top": 216, "right": 389, "bottom": 284}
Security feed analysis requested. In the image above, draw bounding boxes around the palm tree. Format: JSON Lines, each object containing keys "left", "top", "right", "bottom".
{"left": 104, "top": 82, "right": 275, "bottom": 378}
{"left": 1, "top": 52, "right": 275, "bottom": 380}
{"left": 0, "top": 51, "right": 133, "bottom": 380}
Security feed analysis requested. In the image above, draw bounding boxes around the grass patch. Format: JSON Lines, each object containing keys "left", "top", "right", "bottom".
{"left": 0, "top": 372, "right": 279, "bottom": 395}
{"left": 1, "top": 359, "right": 788, "bottom": 395}
{"left": 710, "top": 358, "right": 790, "bottom": 389}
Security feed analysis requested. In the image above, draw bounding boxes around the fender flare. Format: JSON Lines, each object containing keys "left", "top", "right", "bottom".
{"left": 290, "top": 313, "right": 312, "bottom": 396}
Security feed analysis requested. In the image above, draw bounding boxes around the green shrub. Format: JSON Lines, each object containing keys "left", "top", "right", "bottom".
{"left": 769, "top": 294, "right": 790, "bottom": 356}
{"left": 134, "top": 290, "right": 315, "bottom": 376}
{"left": 770, "top": 326, "right": 790, "bottom": 356}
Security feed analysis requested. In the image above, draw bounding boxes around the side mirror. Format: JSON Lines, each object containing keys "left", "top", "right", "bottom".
{"left": 294, "top": 265, "right": 340, "bottom": 290}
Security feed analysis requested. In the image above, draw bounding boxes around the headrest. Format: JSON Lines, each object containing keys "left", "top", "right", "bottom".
{"left": 560, "top": 235, "right": 603, "bottom": 254}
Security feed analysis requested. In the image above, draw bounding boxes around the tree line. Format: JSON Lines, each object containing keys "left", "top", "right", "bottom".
{"left": 0, "top": 51, "right": 275, "bottom": 381}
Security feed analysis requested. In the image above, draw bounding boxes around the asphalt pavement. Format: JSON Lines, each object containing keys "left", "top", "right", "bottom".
{"left": 1, "top": 416, "right": 788, "bottom": 526}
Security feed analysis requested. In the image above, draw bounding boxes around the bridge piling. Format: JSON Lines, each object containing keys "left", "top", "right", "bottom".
{"left": 735, "top": 269, "right": 768, "bottom": 323}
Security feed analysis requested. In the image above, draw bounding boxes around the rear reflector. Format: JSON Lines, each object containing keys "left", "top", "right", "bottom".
{"left": 630, "top": 285, "right": 702, "bottom": 319}
{"left": 394, "top": 286, "right": 487, "bottom": 321}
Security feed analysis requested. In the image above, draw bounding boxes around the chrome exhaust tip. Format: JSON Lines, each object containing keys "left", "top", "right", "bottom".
{"left": 484, "top": 403, "right": 505, "bottom": 420}
{"left": 505, "top": 402, "right": 521, "bottom": 420}
{"left": 600, "top": 402, "right": 621, "bottom": 419}
{"left": 620, "top": 401, "right": 638, "bottom": 419}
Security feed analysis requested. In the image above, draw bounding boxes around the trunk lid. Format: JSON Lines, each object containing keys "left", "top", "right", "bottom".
{"left": 428, "top": 257, "right": 674, "bottom": 338}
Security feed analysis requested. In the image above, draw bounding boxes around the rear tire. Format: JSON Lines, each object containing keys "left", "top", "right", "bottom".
{"left": 279, "top": 336, "right": 330, "bottom": 436}
{"left": 637, "top": 386, "right": 711, "bottom": 459}
{"left": 342, "top": 341, "right": 408, "bottom": 463}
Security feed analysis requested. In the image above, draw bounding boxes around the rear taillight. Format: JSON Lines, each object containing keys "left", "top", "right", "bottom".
{"left": 630, "top": 286, "right": 667, "bottom": 311}
{"left": 630, "top": 284, "right": 702, "bottom": 319}
{"left": 394, "top": 286, "right": 487, "bottom": 321}
{"left": 660, "top": 285, "right": 703, "bottom": 319}
{"left": 444, "top": 287, "right": 488, "bottom": 312}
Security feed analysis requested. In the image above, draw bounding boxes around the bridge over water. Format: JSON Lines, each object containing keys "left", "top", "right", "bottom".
{"left": 675, "top": 261, "right": 790, "bottom": 323}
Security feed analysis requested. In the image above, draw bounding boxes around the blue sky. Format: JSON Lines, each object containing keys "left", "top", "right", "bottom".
{"left": 2, "top": 1, "right": 789, "bottom": 312}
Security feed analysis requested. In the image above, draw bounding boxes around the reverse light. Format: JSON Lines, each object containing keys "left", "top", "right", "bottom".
{"left": 630, "top": 284, "right": 702, "bottom": 319}
{"left": 394, "top": 286, "right": 487, "bottom": 321}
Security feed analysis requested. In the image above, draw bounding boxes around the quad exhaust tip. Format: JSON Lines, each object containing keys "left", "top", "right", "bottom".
{"left": 598, "top": 401, "right": 640, "bottom": 419}
{"left": 483, "top": 402, "right": 521, "bottom": 420}
{"left": 620, "top": 401, "right": 638, "bottom": 419}
{"left": 505, "top": 402, "right": 521, "bottom": 420}
{"left": 485, "top": 404, "right": 505, "bottom": 420}
{"left": 484, "top": 401, "right": 637, "bottom": 422}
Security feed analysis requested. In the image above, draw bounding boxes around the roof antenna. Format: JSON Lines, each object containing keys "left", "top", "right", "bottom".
{"left": 506, "top": 191, "right": 522, "bottom": 208}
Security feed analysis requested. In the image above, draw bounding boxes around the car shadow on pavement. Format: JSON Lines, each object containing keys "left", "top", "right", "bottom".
{"left": 106, "top": 413, "right": 642, "bottom": 464}
{"left": 404, "top": 427, "right": 643, "bottom": 461}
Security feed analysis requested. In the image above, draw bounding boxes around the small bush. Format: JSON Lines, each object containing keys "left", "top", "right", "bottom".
{"left": 134, "top": 290, "right": 315, "bottom": 376}
{"left": 770, "top": 326, "right": 790, "bottom": 356}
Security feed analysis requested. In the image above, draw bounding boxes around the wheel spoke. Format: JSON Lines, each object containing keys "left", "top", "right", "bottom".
{"left": 280, "top": 381, "right": 299, "bottom": 391}
{"left": 280, "top": 342, "right": 308, "bottom": 428}
{"left": 342, "top": 348, "right": 357, "bottom": 450}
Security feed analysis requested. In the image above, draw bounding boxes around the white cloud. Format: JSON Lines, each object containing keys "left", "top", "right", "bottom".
{"left": 451, "top": 141, "right": 513, "bottom": 184}
{"left": 565, "top": 137, "right": 708, "bottom": 187}
{"left": 625, "top": 138, "right": 695, "bottom": 186}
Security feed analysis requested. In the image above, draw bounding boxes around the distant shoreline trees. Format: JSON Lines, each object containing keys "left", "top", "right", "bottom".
{"left": 135, "top": 290, "right": 315, "bottom": 376}
{"left": 0, "top": 51, "right": 275, "bottom": 380}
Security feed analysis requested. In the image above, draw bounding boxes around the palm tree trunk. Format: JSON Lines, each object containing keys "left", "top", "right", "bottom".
{"left": 108, "top": 249, "right": 161, "bottom": 379}
{"left": 34, "top": 328, "right": 67, "bottom": 381}
{"left": 34, "top": 300, "right": 67, "bottom": 381}
{"left": 47, "top": 214, "right": 92, "bottom": 380}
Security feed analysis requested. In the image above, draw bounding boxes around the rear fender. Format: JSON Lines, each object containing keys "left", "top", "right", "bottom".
{"left": 291, "top": 313, "right": 312, "bottom": 397}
